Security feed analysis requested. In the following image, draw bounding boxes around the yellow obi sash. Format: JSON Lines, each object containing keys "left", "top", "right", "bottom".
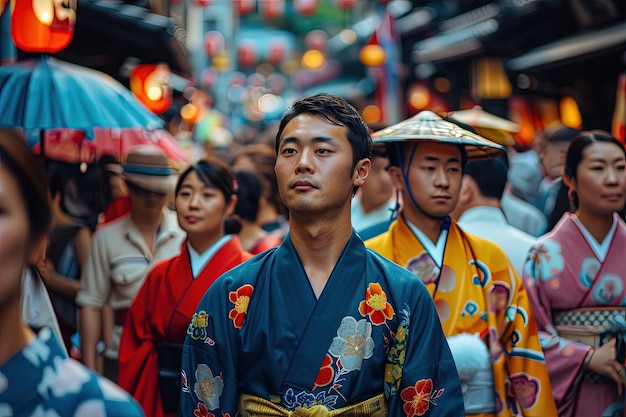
{"left": 238, "top": 393, "right": 387, "bottom": 417}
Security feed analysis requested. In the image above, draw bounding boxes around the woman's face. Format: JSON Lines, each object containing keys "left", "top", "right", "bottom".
{"left": 175, "top": 170, "right": 235, "bottom": 238}
{"left": 0, "top": 164, "right": 32, "bottom": 307}
{"left": 572, "top": 141, "right": 626, "bottom": 216}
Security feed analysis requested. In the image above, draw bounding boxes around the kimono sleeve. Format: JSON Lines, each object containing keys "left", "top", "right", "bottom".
{"left": 118, "top": 266, "right": 162, "bottom": 417}
{"left": 521, "top": 242, "right": 590, "bottom": 407}
{"left": 179, "top": 274, "right": 247, "bottom": 417}
{"left": 498, "top": 253, "right": 558, "bottom": 416}
{"left": 386, "top": 275, "right": 465, "bottom": 416}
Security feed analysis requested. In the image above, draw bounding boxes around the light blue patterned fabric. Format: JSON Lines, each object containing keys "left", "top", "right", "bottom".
{"left": 0, "top": 328, "right": 144, "bottom": 417}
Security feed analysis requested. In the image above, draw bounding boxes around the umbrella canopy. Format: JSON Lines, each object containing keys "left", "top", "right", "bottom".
{"left": 0, "top": 56, "right": 163, "bottom": 135}
{"left": 372, "top": 110, "right": 505, "bottom": 160}
{"left": 26, "top": 127, "right": 189, "bottom": 165}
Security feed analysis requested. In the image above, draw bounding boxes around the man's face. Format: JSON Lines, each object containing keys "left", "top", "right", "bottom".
{"left": 389, "top": 141, "right": 463, "bottom": 221}
{"left": 274, "top": 113, "right": 369, "bottom": 216}
{"left": 128, "top": 183, "right": 167, "bottom": 216}
{"left": 540, "top": 141, "right": 569, "bottom": 180}
{"left": 357, "top": 155, "right": 394, "bottom": 210}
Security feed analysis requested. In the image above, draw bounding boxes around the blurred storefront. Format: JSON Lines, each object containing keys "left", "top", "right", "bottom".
{"left": 399, "top": 0, "right": 626, "bottom": 142}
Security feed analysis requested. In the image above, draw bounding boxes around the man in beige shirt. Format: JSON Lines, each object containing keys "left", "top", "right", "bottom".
{"left": 76, "top": 145, "right": 185, "bottom": 382}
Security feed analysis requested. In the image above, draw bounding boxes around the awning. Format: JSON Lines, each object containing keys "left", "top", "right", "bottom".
{"left": 505, "top": 21, "right": 626, "bottom": 72}
{"left": 55, "top": 0, "right": 192, "bottom": 78}
{"left": 412, "top": 19, "right": 500, "bottom": 64}
{"left": 411, "top": 3, "right": 502, "bottom": 64}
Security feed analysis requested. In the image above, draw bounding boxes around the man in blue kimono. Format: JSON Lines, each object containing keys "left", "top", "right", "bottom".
{"left": 179, "top": 94, "right": 465, "bottom": 416}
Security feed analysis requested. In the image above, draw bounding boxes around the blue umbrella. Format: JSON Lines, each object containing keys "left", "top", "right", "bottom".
{"left": 0, "top": 56, "right": 163, "bottom": 136}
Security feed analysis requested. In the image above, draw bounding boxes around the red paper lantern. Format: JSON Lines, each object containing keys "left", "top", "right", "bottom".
{"left": 294, "top": 0, "right": 318, "bottom": 15}
{"left": 201, "top": 67, "right": 219, "bottom": 88}
{"left": 234, "top": 0, "right": 255, "bottom": 15}
{"left": 267, "top": 41, "right": 286, "bottom": 64}
{"left": 194, "top": 0, "right": 211, "bottom": 6}
{"left": 259, "top": 0, "right": 284, "bottom": 19}
{"left": 237, "top": 43, "right": 258, "bottom": 68}
{"left": 11, "top": 0, "right": 76, "bottom": 53}
{"left": 336, "top": 0, "right": 357, "bottom": 9}
{"left": 204, "top": 31, "right": 224, "bottom": 58}
{"left": 304, "top": 30, "right": 328, "bottom": 53}
{"left": 130, "top": 64, "right": 172, "bottom": 115}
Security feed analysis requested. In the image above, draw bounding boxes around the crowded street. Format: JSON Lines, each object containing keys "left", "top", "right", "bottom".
{"left": 0, "top": 0, "right": 625, "bottom": 416}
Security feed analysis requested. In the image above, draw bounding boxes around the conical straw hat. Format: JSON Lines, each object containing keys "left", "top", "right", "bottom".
{"left": 372, "top": 110, "right": 505, "bottom": 160}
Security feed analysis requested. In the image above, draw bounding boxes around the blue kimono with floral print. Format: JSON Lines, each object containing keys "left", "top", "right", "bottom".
{"left": 0, "top": 327, "right": 144, "bottom": 417}
{"left": 179, "top": 232, "right": 464, "bottom": 417}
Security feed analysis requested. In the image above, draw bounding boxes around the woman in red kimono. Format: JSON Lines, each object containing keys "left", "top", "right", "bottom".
{"left": 523, "top": 130, "right": 626, "bottom": 417}
{"left": 118, "top": 158, "right": 252, "bottom": 417}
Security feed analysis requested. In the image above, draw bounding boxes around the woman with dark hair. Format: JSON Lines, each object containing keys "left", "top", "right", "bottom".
{"left": 234, "top": 170, "right": 283, "bottom": 254}
{"left": 0, "top": 128, "right": 143, "bottom": 416}
{"left": 232, "top": 143, "right": 288, "bottom": 237}
{"left": 39, "top": 165, "right": 94, "bottom": 355}
{"left": 118, "top": 157, "right": 252, "bottom": 417}
{"left": 522, "top": 130, "right": 626, "bottom": 417}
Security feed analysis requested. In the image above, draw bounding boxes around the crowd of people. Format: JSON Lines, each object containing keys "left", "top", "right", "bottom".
{"left": 2, "top": 92, "right": 625, "bottom": 417}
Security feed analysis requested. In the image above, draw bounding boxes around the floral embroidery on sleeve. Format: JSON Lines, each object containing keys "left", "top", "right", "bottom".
{"left": 194, "top": 364, "right": 224, "bottom": 411}
{"left": 228, "top": 284, "right": 254, "bottom": 329}
{"left": 188, "top": 311, "right": 209, "bottom": 341}
{"left": 359, "top": 283, "right": 394, "bottom": 325}
{"left": 385, "top": 307, "right": 410, "bottom": 396}
{"left": 400, "top": 379, "right": 445, "bottom": 417}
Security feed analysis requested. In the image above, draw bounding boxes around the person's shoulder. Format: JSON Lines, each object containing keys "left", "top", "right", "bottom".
{"left": 363, "top": 228, "right": 391, "bottom": 250}
{"left": 33, "top": 346, "right": 144, "bottom": 417}
{"left": 91, "top": 217, "right": 130, "bottom": 243}
{"left": 365, "top": 248, "right": 417, "bottom": 283}
{"left": 460, "top": 229, "right": 514, "bottom": 264}
{"left": 70, "top": 361, "right": 145, "bottom": 416}
{"left": 502, "top": 224, "right": 536, "bottom": 245}
{"left": 147, "top": 254, "right": 178, "bottom": 277}
{"left": 209, "top": 247, "right": 278, "bottom": 291}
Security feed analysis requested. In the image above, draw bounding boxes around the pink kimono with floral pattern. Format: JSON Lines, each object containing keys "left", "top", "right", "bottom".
{"left": 522, "top": 212, "right": 626, "bottom": 417}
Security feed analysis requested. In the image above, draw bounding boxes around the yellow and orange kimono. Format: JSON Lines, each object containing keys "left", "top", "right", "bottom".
{"left": 366, "top": 216, "right": 557, "bottom": 417}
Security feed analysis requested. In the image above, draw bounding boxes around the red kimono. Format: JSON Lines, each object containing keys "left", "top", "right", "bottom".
{"left": 118, "top": 236, "right": 252, "bottom": 417}
{"left": 249, "top": 234, "right": 283, "bottom": 255}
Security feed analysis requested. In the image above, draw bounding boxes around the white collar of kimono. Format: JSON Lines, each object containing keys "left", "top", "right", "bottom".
{"left": 187, "top": 234, "right": 233, "bottom": 278}
{"left": 406, "top": 219, "right": 448, "bottom": 268}
{"left": 571, "top": 214, "right": 617, "bottom": 262}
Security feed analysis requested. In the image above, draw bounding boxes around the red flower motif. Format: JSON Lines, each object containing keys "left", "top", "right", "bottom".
{"left": 401, "top": 379, "right": 445, "bottom": 417}
{"left": 313, "top": 354, "right": 334, "bottom": 389}
{"left": 193, "top": 402, "right": 215, "bottom": 417}
{"left": 358, "top": 283, "right": 394, "bottom": 325}
{"left": 228, "top": 284, "right": 254, "bottom": 329}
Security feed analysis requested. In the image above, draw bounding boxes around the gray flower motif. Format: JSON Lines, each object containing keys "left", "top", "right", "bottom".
{"left": 328, "top": 317, "right": 374, "bottom": 371}
{"left": 194, "top": 364, "right": 224, "bottom": 410}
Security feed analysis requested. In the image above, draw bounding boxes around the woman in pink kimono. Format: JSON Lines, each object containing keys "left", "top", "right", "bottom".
{"left": 522, "top": 130, "right": 626, "bottom": 417}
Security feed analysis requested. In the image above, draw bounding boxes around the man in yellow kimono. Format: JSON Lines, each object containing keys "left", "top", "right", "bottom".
{"left": 365, "top": 111, "right": 557, "bottom": 417}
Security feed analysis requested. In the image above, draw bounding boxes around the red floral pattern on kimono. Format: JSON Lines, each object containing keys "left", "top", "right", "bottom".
{"left": 359, "top": 282, "right": 395, "bottom": 325}
{"left": 313, "top": 354, "right": 335, "bottom": 389}
{"left": 401, "top": 379, "right": 444, "bottom": 417}
{"left": 228, "top": 284, "right": 254, "bottom": 329}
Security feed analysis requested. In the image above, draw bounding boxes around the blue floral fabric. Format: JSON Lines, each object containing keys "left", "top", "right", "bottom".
{"left": 179, "top": 232, "right": 464, "bottom": 416}
{"left": 0, "top": 328, "right": 144, "bottom": 417}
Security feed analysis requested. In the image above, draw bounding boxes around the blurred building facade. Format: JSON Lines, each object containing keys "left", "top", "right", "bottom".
{"left": 1, "top": 0, "right": 624, "bottom": 140}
